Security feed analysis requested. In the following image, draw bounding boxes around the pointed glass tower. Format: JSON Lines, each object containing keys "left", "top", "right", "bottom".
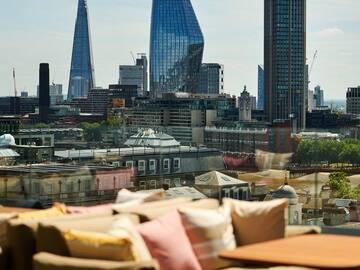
{"left": 67, "top": 0, "right": 95, "bottom": 100}
{"left": 150, "top": 0, "right": 204, "bottom": 98}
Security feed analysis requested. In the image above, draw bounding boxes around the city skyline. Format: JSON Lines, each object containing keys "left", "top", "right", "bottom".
{"left": 0, "top": 0, "right": 359, "bottom": 99}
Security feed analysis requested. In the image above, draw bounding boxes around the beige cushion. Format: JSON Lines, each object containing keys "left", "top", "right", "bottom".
{"left": 223, "top": 199, "right": 288, "bottom": 246}
{"left": 115, "top": 189, "right": 165, "bottom": 204}
{"left": 179, "top": 205, "right": 238, "bottom": 270}
{"left": 8, "top": 211, "right": 115, "bottom": 270}
{"left": 110, "top": 216, "right": 152, "bottom": 262}
{"left": 37, "top": 213, "right": 140, "bottom": 257}
{"left": 33, "top": 252, "right": 160, "bottom": 270}
{"left": 222, "top": 267, "right": 317, "bottom": 270}
{"left": 114, "top": 198, "right": 219, "bottom": 222}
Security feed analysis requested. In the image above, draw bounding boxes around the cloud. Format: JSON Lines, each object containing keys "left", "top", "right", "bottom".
{"left": 316, "top": 26, "right": 345, "bottom": 37}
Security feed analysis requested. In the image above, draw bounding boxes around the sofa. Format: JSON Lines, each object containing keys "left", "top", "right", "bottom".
{"left": 1, "top": 196, "right": 321, "bottom": 270}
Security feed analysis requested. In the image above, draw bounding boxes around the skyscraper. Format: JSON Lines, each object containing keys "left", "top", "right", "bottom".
{"left": 314, "top": 85, "right": 324, "bottom": 107}
{"left": 119, "top": 54, "right": 148, "bottom": 97}
{"left": 39, "top": 63, "right": 50, "bottom": 123}
{"left": 257, "top": 65, "right": 265, "bottom": 110}
{"left": 67, "top": 0, "right": 95, "bottom": 100}
{"left": 264, "top": 0, "right": 306, "bottom": 130}
{"left": 198, "top": 63, "right": 224, "bottom": 94}
{"left": 150, "top": 0, "right": 204, "bottom": 98}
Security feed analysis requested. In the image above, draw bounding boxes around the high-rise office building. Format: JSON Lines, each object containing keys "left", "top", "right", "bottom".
{"left": 314, "top": 85, "right": 324, "bottom": 107}
{"left": 198, "top": 63, "right": 224, "bottom": 94}
{"left": 119, "top": 54, "right": 148, "bottom": 97}
{"left": 264, "top": 0, "right": 306, "bottom": 130}
{"left": 347, "top": 86, "right": 360, "bottom": 115}
{"left": 39, "top": 63, "right": 50, "bottom": 123}
{"left": 67, "top": 0, "right": 95, "bottom": 100}
{"left": 257, "top": 65, "right": 265, "bottom": 110}
{"left": 150, "top": 0, "right": 204, "bottom": 98}
{"left": 136, "top": 54, "right": 148, "bottom": 94}
{"left": 239, "top": 87, "right": 252, "bottom": 122}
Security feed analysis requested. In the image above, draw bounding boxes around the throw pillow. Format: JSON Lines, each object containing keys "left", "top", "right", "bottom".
{"left": 178, "top": 205, "right": 237, "bottom": 270}
{"left": 223, "top": 198, "right": 288, "bottom": 246}
{"left": 137, "top": 210, "right": 202, "bottom": 270}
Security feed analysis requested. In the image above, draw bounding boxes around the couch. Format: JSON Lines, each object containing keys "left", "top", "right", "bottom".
{"left": 1, "top": 197, "right": 321, "bottom": 270}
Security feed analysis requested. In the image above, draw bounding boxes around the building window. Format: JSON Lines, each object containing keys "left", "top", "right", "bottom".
{"left": 164, "top": 179, "right": 171, "bottom": 187}
{"left": 174, "top": 178, "right": 181, "bottom": 187}
{"left": 149, "top": 159, "right": 156, "bottom": 171}
{"left": 47, "top": 184, "right": 53, "bottom": 194}
{"left": 84, "top": 180, "right": 91, "bottom": 192}
{"left": 138, "top": 160, "right": 146, "bottom": 171}
{"left": 163, "top": 159, "right": 170, "bottom": 170}
{"left": 139, "top": 181, "right": 146, "bottom": 190}
{"left": 150, "top": 180, "right": 157, "bottom": 189}
{"left": 125, "top": 161, "right": 134, "bottom": 168}
{"left": 173, "top": 158, "right": 181, "bottom": 170}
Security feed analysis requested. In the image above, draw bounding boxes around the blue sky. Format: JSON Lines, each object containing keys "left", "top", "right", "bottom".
{"left": 0, "top": 0, "right": 359, "bottom": 99}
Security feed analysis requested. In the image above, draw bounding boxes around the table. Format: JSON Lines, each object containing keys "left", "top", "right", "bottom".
{"left": 219, "top": 234, "right": 360, "bottom": 269}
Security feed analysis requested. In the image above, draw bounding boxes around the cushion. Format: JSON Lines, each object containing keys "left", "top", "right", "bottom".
{"left": 178, "top": 205, "right": 237, "bottom": 270}
{"left": 109, "top": 216, "right": 152, "bottom": 262}
{"left": 223, "top": 199, "right": 288, "bottom": 246}
{"left": 63, "top": 229, "right": 136, "bottom": 261}
{"left": 114, "top": 198, "right": 219, "bottom": 222}
{"left": 37, "top": 214, "right": 140, "bottom": 257}
{"left": 66, "top": 204, "right": 113, "bottom": 215}
{"left": 115, "top": 189, "right": 164, "bottom": 204}
{"left": 0, "top": 213, "right": 17, "bottom": 246}
{"left": 33, "top": 252, "right": 160, "bottom": 270}
{"left": 138, "top": 210, "right": 202, "bottom": 270}
{"left": 18, "top": 203, "right": 67, "bottom": 220}
{"left": 8, "top": 211, "right": 115, "bottom": 270}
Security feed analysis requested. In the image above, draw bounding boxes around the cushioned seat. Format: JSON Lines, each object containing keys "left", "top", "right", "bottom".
{"left": 33, "top": 252, "right": 159, "bottom": 270}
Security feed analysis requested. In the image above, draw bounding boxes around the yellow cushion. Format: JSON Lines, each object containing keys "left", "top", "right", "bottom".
{"left": 63, "top": 229, "right": 137, "bottom": 262}
{"left": 17, "top": 204, "right": 66, "bottom": 221}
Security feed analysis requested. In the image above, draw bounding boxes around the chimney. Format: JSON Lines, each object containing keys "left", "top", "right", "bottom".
{"left": 39, "top": 63, "right": 50, "bottom": 123}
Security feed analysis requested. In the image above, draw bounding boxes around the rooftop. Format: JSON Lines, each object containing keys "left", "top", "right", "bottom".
{"left": 125, "top": 129, "right": 180, "bottom": 148}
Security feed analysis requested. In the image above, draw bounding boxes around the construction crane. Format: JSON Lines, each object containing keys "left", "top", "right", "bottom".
{"left": 308, "top": 50, "right": 318, "bottom": 84}
{"left": 130, "top": 51, "right": 136, "bottom": 64}
{"left": 12, "top": 68, "right": 17, "bottom": 97}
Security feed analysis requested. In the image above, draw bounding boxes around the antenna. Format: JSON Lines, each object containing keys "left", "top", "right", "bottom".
{"left": 13, "top": 68, "right": 17, "bottom": 97}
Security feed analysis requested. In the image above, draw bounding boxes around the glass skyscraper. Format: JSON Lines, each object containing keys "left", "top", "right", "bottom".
{"left": 257, "top": 65, "right": 265, "bottom": 110}
{"left": 67, "top": 0, "right": 95, "bottom": 100}
{"left": 264, "top": 0, "right": 306, "bottom": 130}
{"left": 150, "top": 0, "right": 204, "bottom": 98}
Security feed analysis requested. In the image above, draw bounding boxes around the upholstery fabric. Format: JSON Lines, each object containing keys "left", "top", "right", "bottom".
{"left": 33, "top": 252, "right": 160, "bottom": 270}
{"left": 66, "top": 204, "right": 113, "bottom": 215}
{"left": 115, "top": 189, "right": 165, "bottom": 204}
{"left": 114, "top": 198, "right": 219, "bottom": 222}
{"left": 223, "top": 199, "right": 288, "bottom": 246}
{"left": 63, "top": 229, "right": 136, "bottom": 261}
{"left": 179, "top": 205, "right": 237, "bottom": 270}
{"left": 17, "top": 204, "right": 66, "bottom": 220}
{"left": 138, "top": 210, "right": 202, "bottom": 270}
{"left": 110, "top": 216, "right": 152, "bottom": 262}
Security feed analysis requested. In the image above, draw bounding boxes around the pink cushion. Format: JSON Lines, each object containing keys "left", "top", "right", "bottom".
{"left": 137, "top": 210, "right": 201, "bottom": 270}
{"left": 66, "top": 204, "right": 113, "bottom": 215}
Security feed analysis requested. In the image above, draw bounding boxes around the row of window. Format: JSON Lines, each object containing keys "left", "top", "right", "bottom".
{"left": 125, "top": 158, "right": 181, "bottom": 172}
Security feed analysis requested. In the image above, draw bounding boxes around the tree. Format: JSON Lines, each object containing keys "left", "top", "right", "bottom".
{"left": 80, "top": 122, "right": 102, "bottom": 142}
{"left": 328, "top": 172, "right": 353, "bottom": 199}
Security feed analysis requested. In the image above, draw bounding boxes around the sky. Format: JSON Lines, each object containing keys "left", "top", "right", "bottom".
{"left": 0, "top": 0, "right": 359, "bottom": 100}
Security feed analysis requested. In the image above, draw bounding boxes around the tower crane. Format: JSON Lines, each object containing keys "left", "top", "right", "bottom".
{"left": 308, "top": 50, "right": 318, "bottom": 85}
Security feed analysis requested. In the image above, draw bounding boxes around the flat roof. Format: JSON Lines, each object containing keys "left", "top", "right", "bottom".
{"left": 0, "top": 164, "right": 115, "bottom": 174}
{"left": 55, "top": 146, "right": 219, "bottom": 159}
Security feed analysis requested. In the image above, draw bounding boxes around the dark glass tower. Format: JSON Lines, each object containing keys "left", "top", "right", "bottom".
{"left": 67, "top": 0, "right": 95, "bottom": 100}
{"left": 150, "top": 0, "right": 204, "bottom": 98}
{"left": 39, "top": 63, "right": 50, "bottom": 123}
{"left": 264, "top": 0, "right": 306, "bottom": 130}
